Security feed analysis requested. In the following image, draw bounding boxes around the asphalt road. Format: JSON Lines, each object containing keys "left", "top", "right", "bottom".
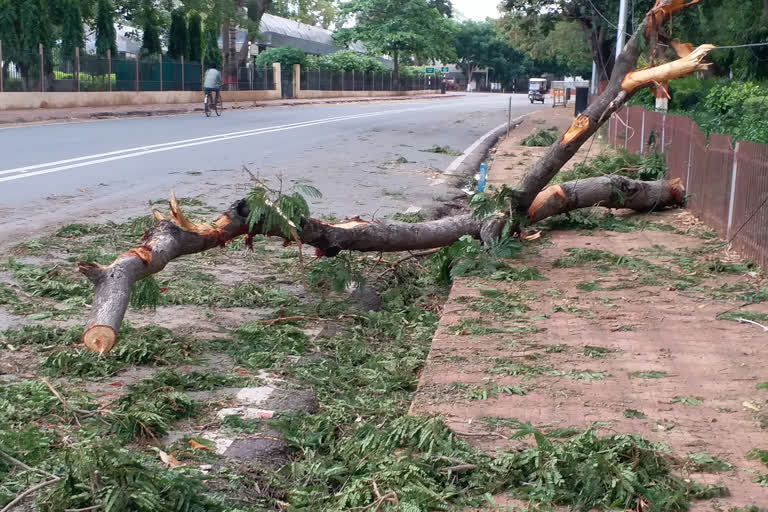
{"left": 0, "top": 93, "right": 540, "bottom": 244}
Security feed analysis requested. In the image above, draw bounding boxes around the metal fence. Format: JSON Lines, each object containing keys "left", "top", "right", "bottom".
{"left": 0, "top": 44, "right": 275, "bottom": 93}
{"left": 608, "top": 106, "right": 768, "bottom": 268}
{"left": 299, "top": 70, "right": 440, "bottom": 92}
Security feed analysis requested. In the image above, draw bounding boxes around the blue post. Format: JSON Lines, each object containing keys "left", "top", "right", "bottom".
{"left": 477, "top": 163, "right": 487, "bottom": 193}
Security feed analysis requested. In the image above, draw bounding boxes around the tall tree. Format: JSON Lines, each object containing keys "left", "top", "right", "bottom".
{"left": 0, "top": 0, "right": 20, "bottom": 83}
{"left": 188, "top": 10, "right": 202, "bottom": 62}
{"left": 501, "top": 18, "right": 592, "bottom": 77}
{"left": 267, "top": 0, "right": 336, "bottom": 28}
{"left": 454, "top": 21, "right": 493, "bottom": 91}
{"left": 140, "top": 0, "right": 162, "bottom": 56}
{"left": 335, "top": 0, "right": 456, "bottom": 86}
{"left": 16, "top": 0, "right": 53, "bottom": 89}
{"left": 167, "top": 8, "right": 188, "bottom": 59}
{"left": 500, "top": 0, "right": 653, "bottom": 81}
{"left": 202, "top": 14, "right": 222, "bottom": 67}
{"left": 60, "top": 0, "right": 85, "bottom": 58}
{"left": 95, "top": 0, "right": 117, "bottom": 57}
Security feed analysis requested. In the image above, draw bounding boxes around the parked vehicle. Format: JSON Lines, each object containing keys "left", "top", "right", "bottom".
{"left": 528, "top": 78, "right": 547, "bottom": 104}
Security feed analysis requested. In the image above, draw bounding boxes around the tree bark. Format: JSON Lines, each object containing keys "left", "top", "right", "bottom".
{"left": 527, "top": 177, "right": 684, "bottom": 223}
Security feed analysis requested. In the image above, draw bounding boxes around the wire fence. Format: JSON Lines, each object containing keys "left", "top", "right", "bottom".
{"left": 0, "top": 45, "right": 275, "bottom": 93}
{"left": 608, "top": 105, "right": 768, "bottom": 268}
{"left": 299, "top": 70, "right": 440, "bottom": 92}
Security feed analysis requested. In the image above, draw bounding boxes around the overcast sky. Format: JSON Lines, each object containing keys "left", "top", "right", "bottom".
{"left": 452, "top": 0, "right": 503, "bottom": 20}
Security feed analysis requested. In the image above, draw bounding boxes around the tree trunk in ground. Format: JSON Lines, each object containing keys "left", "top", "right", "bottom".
{"left": 393, "top": 49, "right": 399, "bottom": 91}
{"left": 79, "top": 0, "right": 713, "bottom": 352}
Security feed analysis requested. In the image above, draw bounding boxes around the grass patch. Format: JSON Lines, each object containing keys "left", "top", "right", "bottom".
{"left": 673, "top": 396, "right": 702, "bottom": 406}
{"left": 464, "top": 383, "right": 527, "bottom": 400}
{"left": 624, "top": 409, "right": 647, "bottom": 419}
{"left": 489, "top": 360, "right": 609, "bottom": 381}
{"left": 392, "top": 211, "right": 425, "bottom": 223}
{"left": 420, "top": 144, "right": 462, "bottom": 156}
{"left": 449, "top": 318, "right": 504, "bottom": 336}
{"left": 687, "top": 453, "right": 732, "bottom": 472}
{"left": 521, "top": 128, "right": 558, "bottom": 146}
{"left": 630, "top": 370, "right": 668, "bottom": 379}
{"left": 40, "top": 325, "right": 196, "bottom": 378}
{"left": 542, "top": 210, "right": 675, "bottom": 233}
{"left": 583, "top": 345, "right": 610, "bottom": 358}
{"left": 553, "top": 248, "right": 699, "bottom": 290}
{"left": 553, "top": 147, "right": 668, "bottom": 184}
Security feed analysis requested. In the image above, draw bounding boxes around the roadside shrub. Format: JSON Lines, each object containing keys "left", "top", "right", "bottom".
{"left": 703, "top": 80, "right": 763, "bottom": 118}
{"left": 668, "top": 76, "right": 717, "bottom": 110}
{"left": 254, "top": 46, "right": 308, "bottom": 70}
{"left": 306, "top": 50, "right": 387, "bottom": 73}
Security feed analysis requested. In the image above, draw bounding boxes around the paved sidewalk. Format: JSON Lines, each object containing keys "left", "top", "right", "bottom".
{"left": 0, "top": 92, "right": 462, "bottom": 126}
{"left": 410, "top": 108, "right": 768, "bottom": 509}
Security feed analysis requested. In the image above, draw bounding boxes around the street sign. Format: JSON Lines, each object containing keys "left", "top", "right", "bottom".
{"left": 425, "top": 67, "right": 435, "bottom": 73}
{"left": 440, "top": 67, "right": 449, "bottom": 73}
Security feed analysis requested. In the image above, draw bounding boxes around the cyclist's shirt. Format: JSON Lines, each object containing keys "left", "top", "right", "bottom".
{"left": 204, "top": 69, "right": 222, "bottom": 90}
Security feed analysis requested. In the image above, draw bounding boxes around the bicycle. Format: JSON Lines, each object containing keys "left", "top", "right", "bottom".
{"left": 204, "top": 89, "right": 222, "bottom": 117}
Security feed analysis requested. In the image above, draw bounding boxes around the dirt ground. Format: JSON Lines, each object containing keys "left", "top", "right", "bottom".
{"left": 411, "top": 110, "right": 768, "bottom": 509}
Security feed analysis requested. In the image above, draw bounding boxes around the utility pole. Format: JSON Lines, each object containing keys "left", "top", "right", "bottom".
{"left": 615, "top": 0, "right": 628, "bottom": 61}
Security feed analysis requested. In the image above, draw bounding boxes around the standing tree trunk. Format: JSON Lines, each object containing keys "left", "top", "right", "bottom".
{"left": 393, "top": 49, "right": 400, "bottom": 90}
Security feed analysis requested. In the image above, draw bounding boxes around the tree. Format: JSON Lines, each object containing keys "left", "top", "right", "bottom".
{"left": 17, "top": 0, "right": 53, "bottom": 90}
{"left": 0, "top": 0, "right": 20, "bottom": 83}
{"left": 428, "top": 0, "right": 453, "bottom": 17}
{"left": 673, "top": 0, "right": 768, "bottom": 79}
{"left": 335, "top": 0, "right": 456, "bottom": 86}
{"left": 140, "top": 0, "right": 162, "bottom": 56}
{"left": 76, "top": 0, "right": 712, "bottom": 353}
{"left": 454, "top": 21, "right": 493, "bottom": 91}
{"left": 167, "top": 8, "right": 188, "bottom": 59}
{"left": 95, "top": 0, "right": 117, "bottom": 57}
{"left": 202, "top": 14, "right": 222, "bottom": 68}
{"left": 501, "top": 18, "right": 592, "bottom": 77}
{"left": 220, "top": 0, "right": 272, "bottom": 85}
{"left": 188, "top": 10, "right": 202, "bottom": 62}
{"left": 500, "top": 0, "right": 649, "bottom": 82}
{"left": 267, "top": 0, "right": 336, "bottom": 29}
{"left": 60, "top": 0, "right": 85, "bottom": 59}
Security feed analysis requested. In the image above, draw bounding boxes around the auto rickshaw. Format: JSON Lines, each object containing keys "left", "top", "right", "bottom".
{"left": 528, "top": 78, "right": 547, "bottom": 104}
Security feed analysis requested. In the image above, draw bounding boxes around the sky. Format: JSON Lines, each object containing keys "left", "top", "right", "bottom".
{"left": 452, "top": 0, "right": 503, "bottom": 21}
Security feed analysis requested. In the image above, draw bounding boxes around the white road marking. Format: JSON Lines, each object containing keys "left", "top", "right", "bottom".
{"left": 0, "top": 104, "right": 448, "bottom": 184}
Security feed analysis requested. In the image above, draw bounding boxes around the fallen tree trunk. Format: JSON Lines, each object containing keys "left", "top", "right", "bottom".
{"left": 80, "top": 176, "right": 682, "bottom": 353}
{"left": 527, "top": 177, "right": 685, "bottom": 223}
{"left": 79, "top": 0, "right": 712, "bottom": 352}
{"left": 80, "top": 194, "right": 484, "bottom": 353}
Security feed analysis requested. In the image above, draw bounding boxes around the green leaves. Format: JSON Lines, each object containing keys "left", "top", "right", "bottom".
{"left": 245, "top": 183, "right": 321, "bottom": 237}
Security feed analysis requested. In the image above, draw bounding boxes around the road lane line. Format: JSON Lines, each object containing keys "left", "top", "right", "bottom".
{"left": 0, "top": 106, "right": 438, "bottom": 184}
{"left": 0, "top": 108, "right": 425, "bottom": 177}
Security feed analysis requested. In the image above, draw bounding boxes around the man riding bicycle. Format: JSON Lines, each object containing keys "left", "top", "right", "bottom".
{"left": 203, "top": 64, "right": 222, "bottom": 106}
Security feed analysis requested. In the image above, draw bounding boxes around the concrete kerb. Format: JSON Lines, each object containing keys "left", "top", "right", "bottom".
{"left": 417, "top": 112, "right": 537, "bottom": 219}
{"left": 444, "top": 111, "right": 536, "bottom": 177}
